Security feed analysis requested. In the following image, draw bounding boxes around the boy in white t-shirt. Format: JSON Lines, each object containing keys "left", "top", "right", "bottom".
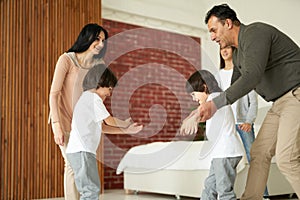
{"left": 180, "top": 70, "right": 244, "bottom": 199}
{"left": 66, "top": 64, "right": 143, "bottom": 200}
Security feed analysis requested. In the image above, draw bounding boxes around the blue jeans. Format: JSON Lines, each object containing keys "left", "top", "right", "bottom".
{"left": 236, "top": 124, "right": 269, "bottom": 197}
{"left": 236, "top": 124, "right": 255, "bottom": 163}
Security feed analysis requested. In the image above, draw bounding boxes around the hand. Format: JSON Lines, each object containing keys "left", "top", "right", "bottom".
{"left": 51, "top": 122, "right": 64, "bottom": 146}
{"left": 238, "top": 123, "right": 252, "bottom": 132}
{"left": 124, "top": 117, "right": 133, "bottom": 127}
{"left": 180, "top": 113, "right": 199, "bottom": 135}
{"left": 198, "top": 101, "right": 217, "bottom": 122}
{"left": 124, "top": 123, "right": 143, "bottom": 134}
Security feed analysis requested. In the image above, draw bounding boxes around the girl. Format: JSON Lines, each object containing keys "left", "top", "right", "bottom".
{"left": 181, "top": 70, "right": 244, "bottom": 199}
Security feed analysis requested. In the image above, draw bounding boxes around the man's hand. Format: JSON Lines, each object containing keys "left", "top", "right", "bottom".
{"left": 198, "top": 101, "right": 217, "bottom": 122}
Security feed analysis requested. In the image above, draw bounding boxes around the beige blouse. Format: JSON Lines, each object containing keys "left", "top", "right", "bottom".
{"left": 49, "top": 52, "right": 103, "bottom": 132}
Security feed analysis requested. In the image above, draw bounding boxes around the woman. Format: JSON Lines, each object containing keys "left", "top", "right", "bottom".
{"left": 216, "top": 46, "right": 269, "bottom": 198}
{"left": 216, "top": 46, "right": 257, "bottom": 163}
{"left": 49, "top": 23, "right": 108, "bottom": 200}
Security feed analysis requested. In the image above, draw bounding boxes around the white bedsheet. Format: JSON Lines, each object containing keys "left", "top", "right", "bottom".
{"left": 117, "top": 141, "right": 246, "bottom": 174}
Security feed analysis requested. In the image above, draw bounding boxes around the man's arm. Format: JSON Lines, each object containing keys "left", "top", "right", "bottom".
{"left": 215, "top": 28, "right": 270, "bottom": 109}
{"left": 231, "top": 61, "right": 241, "bottom": 85}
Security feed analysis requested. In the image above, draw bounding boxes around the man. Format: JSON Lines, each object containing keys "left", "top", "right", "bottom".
{"left": 197, "top": 3, "right": 299, "bottom": 199}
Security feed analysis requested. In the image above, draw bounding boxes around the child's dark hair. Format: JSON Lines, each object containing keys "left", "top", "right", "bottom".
{"left": 83, "top": 64, "right": 118, "bottom": 91}
{"left": 186, "top": 70, "right": 222, "bottom": 93}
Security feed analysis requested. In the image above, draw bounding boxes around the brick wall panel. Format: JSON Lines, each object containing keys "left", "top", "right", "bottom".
{"left": 102, "top": 19, "right": 201, "bottom": 189}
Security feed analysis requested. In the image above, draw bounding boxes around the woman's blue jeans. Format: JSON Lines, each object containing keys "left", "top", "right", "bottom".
{"left": 236, "top": 124, "right": 255, "bottom": 163}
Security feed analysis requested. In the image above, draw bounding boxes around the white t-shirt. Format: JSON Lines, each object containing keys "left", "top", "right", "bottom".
{"left": 199, "top": 93, "right": 244, "bottom": 159}
{"left": 215, "top": 69, "right": 238, "bottom": 122}
{"left": 66, "top": 91, "right": 110, "bottom": 155}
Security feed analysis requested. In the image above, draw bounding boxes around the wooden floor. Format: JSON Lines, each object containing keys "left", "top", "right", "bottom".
{"left": 36, "top": 189, "right": 298, "bottom": 200}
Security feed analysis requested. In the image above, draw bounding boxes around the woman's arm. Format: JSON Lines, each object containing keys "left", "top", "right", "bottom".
{"left": 245, "top": 90, "right": 258, "bottom": 124}
{"left": 49, "top": 54, "right": 70, "bottom": 145}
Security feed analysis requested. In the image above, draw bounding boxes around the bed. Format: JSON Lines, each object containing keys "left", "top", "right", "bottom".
{"left": 117, "top": 141, "right": 294, "bottom": 199}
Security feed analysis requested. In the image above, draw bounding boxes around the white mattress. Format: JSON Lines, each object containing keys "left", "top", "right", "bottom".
{"left": 117, "top": 141, "right": 247, "bottom": 174}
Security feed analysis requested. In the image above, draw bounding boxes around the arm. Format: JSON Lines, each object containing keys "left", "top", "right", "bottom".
{"left": 49, "top": 54, "right": 70, "bottom": 146}
{"left": 102, "top": 122, "right": 143, "bottom": 134}
{"left": 231, "top": 63, "right": 241, "bottom": 85}
{"left": 245, "top": 90, "right": 258, "bottom": 124}
{"left": 179, "top": 109, "right": 201, "bottom": 135}
{"left": 213, "top": 27, "right": 271, "bottom": 110}
{"left": 103, "top": 116, "right": 132, "bottom": 128}
{"left": 182, "top": 109, "right": 200, "bottom": 123}
{"left": 238, "top": 90, "right": 258, "bottom": 132}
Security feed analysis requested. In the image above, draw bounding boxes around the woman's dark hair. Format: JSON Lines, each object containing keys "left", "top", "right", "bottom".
{"left": 205, "top": 4, "right": 240, "bottom": 26}
{"left": 67, "top": 23, "right": 108, "bottom": 58}
{"left": 220, "top": 46, "right": 236, "bottom": 69}
{"left": 186, "top": 70, "right": 222, "bottom": 94}
{"left": 83, "top": 64, "right": 118, "bottom": 91}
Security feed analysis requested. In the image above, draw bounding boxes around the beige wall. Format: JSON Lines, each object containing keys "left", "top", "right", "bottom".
{"left": 102, "top": 0, "right": 300, "bottom": 69}
{"left": 102, "top": 0, "right": 299, "bottom": 131}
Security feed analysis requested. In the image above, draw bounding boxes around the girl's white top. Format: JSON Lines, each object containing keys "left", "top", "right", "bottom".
{"left": 199, "top": 92, "right": 244, "bottom": 159}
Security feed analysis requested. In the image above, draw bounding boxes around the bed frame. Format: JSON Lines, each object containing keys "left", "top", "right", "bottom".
{"left": 123, "top": 163, "right": 295, "bottom": 199}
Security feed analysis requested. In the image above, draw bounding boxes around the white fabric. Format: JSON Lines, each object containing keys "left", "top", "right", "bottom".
{"left": 116, "top": 141, "right": 246, "bottom": 175}
{"left": 217, "top": 69, "right": 233, "bottom": 90}
{"left": 66, "top": 91, "right": 110, "bottom": 155}
{"left": 215, "top": 69, "right": 238, "bottom": 122}
{"left": 199, "top": 93, "right": 244, "bottom": 159}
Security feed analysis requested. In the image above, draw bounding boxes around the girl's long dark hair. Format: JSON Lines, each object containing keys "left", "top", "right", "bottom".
{"left": 67, "top": 23, "right": 108, "bottom": 58}
{"left": 186, "top": 70, "right": 222, "bottom": 94}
